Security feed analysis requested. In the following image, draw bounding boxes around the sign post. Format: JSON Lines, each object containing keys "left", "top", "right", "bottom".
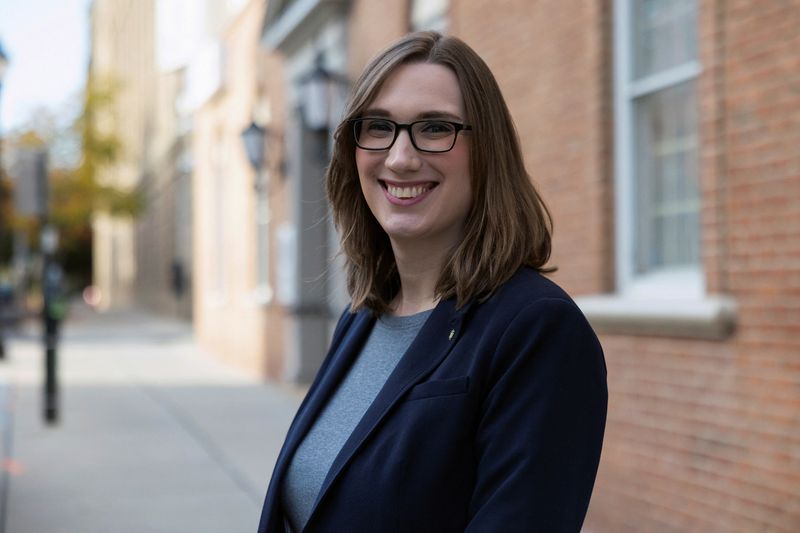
{"left": 41, "top": 224, "right": 61, "bottom": 424}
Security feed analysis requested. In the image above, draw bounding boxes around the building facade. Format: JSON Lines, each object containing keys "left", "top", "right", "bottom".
{"left": 188, "top": 0, "right": 293, "bottom": 376}
{"left": 255, "top": 0, "right": 799, "bottom": 530}
{"left": 89, "top": 0, "right": 157, "bottom": 310}
{"left": 89, "top": 0, "right": 193, "bottom": 318}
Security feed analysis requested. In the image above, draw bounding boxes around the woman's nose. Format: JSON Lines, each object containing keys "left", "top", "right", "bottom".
{"left": 385, "top": 130, "right": 422, "bottom": 173}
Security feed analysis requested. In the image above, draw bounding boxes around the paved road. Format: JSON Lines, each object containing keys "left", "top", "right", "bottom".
{"left": 0, "top": 305, "right": 303, "bottom": 533}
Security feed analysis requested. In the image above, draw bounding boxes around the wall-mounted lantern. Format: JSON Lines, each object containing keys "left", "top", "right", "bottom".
{"left": 241, "top": 121, "right": 267, "bottom": 191}
{"left": 241, "top": 121, "right": 266, "bottom": 171}
{"left": 299, "top": 53, "right": 348, "bottom": 133}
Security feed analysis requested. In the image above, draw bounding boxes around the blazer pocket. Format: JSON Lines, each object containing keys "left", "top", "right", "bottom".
{"left": 404, "top": 376, "right": 470, "bottom": 402}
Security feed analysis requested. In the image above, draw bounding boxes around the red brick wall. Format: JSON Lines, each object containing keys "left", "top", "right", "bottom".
{"left": 348, "top": 0, "right": 410, "bottom": 77}
{"left": 451, "top": 0, "right": 614, "bottom": 296}
{"left": 452, "top": 0, "right": 800, "bottom": 531}
{"left": 341, "top": 0, "right": 800, "bottom": 529}
{"left": 589, "top": 1, "right": 800, "bottom": 531}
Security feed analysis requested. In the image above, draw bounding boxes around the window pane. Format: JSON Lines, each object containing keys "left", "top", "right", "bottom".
{"left": 633, "top": 81, "right": 700, "bottom": 275}
{"left": 632, "top": 0, "right": 697, "bottom": 79}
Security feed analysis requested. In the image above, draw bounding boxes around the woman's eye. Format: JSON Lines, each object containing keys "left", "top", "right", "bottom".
{"left": 419, "top": 121, "right": 455, "bottom": 136}
{"left": 365, "top": 120, "right": 394, "bottom": 136}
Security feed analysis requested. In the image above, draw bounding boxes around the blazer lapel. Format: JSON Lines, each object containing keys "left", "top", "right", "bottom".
{"left": 307, "top": 297, "right": 474, "bottom": 525}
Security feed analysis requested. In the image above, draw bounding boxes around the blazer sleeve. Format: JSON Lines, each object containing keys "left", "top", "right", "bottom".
{"left": 466, "top": 298, "right": 608, "bottom": 533}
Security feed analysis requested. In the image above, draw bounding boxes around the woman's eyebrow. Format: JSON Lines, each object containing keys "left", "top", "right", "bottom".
{"left": 361, "top": 108, "right": 463, "bottom": 121}
{"left": 416, "top": 111, "right": 462, "bottom": 121}
{"left": 362, "top": 108, "right": 392, "bottom": 117}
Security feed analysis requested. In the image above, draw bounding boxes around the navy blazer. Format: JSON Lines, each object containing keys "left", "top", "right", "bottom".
{"left": 258, "top": 269, "right": 607, "bottom": 532}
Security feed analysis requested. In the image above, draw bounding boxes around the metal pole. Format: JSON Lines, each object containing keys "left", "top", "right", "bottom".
{"left": 38, "top": 152, "right": 59, "bottom": 425}
{"left": 0, "top": 74, "right": 6, "bottom": 360}
{"left": 43, "top": 257, "right": 58, "bottom": 424}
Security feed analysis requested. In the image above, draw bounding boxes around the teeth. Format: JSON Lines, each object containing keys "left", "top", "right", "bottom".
{"left": 388, "top": 185, "right": 429, "bottom": 199}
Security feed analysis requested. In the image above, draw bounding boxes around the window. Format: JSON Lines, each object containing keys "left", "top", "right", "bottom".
{"left": 614, "top": 0, "right": 702, "bottom": 298}
{"left": 410, "top": 0, "right": 449, "bottom": 32}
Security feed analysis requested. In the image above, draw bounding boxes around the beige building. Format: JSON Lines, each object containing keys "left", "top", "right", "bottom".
{"left": 189, "top": 0, "right": 291, "bottom": 377}
{"left": 89, "top": 0, "right": 156, "bottom": 310}
{"left": 89, "top": 0, "right": 194, "bottom": 318}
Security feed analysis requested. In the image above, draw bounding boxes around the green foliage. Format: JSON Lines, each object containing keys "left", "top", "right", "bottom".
{"left": 73, "top": 75, "right": 143, "bottom": 217}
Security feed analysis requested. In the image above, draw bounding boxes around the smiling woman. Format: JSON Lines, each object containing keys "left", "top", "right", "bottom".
{"left": 258, "top": 31, "right": 608, "bottom": 533}
{"left": 355, "top": 62, "right": 473, "bottom": 271}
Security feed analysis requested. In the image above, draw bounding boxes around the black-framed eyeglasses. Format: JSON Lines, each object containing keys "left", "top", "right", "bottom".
{"left": 351, "top": 118, "right": 472, "bottom": 153}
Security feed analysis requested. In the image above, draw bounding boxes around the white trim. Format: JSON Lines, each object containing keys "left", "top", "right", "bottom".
{"left": 622, "top": 267, "right": 704, "bottom": 300}
{"left": 262, "top": 0, "right": 321, "bottom": 49}
{"left": 613, "top": 0, "right": 635, "bottom": 293}
{"left": 575, "top": 294, "right": 737, "bottom": 340}
{"left": 628, "top": 61, "right": 702, "bottom": 99}
{"left": 261, "top": 0, "right": 348, "bottom": 52}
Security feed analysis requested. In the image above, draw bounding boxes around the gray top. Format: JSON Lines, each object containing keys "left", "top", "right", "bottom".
{"left": 282, "top": 309, "right": 433, "bottom": 532}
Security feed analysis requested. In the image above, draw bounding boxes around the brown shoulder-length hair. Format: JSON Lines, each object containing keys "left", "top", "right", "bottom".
{"left": 326, "top": 31, "right": 553, "bottom": 314}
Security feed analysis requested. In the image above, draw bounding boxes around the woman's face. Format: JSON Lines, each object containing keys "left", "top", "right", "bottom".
{"left": 355, "top": 62, "right": 472, "bottom": 252}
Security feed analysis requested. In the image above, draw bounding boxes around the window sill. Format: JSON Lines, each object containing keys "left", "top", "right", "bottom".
{"left": 574, "top": 294, "right": 737, "bottom": 340}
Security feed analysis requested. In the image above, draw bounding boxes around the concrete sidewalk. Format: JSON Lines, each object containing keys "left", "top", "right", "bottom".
{"left": 0, "top": 304, "right": 304, "bottom": 533}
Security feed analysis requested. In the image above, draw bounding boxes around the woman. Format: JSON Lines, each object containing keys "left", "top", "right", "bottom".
{"left": 258, "top": 31, "right": 607, "bottom": 533}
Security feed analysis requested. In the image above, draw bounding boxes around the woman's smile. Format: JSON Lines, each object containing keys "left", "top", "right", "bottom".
{"left": 379, "top": 179, "right": 439, "bottom": 205}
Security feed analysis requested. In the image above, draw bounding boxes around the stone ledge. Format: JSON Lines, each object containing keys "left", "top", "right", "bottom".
{"left": 574, "top": 294, "right": 738, "bottom": 340}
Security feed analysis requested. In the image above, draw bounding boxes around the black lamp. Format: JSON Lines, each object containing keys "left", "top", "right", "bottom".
{"left": 300, "top": 53, "right": 348, "bottom": 132}
{"left": 241, "top": 121, "right": 266, "bottom": 171}
{"left": 241, "top": 121, "right": 268, "bottom": 191}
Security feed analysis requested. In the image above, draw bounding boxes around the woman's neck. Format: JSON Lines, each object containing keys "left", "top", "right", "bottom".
{"left": 389, "top": 239, "right": 448, "bottom": 316}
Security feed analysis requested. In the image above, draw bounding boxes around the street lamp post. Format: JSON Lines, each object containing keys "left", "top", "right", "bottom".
{"left": 0, "top": 41, "right": 9, "bottom": 360}
{"left": 41, "top": 222, "right": 61, "bottom": 424}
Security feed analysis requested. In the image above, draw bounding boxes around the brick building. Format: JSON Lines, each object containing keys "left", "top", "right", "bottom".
{"left": 257, "top": 0, "right": 799, "bottom": 530}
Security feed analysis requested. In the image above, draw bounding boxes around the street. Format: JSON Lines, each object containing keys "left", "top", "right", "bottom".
{"left": 0, "top": 304, "right": 303, "bottom": 533}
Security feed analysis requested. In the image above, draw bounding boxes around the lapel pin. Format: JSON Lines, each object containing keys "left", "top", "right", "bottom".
{"left": 449, "top": 329, "right": 455, "bottom": 340}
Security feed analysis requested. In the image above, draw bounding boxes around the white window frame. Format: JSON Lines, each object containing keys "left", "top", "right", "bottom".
{"left": 575, "top": 0, "right": 737, "bottom": 340}
{"left": 613, "top": 0, "right": 703, "bottom": 300}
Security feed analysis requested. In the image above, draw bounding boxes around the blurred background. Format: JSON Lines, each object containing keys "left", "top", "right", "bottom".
{"left": 0, "top": 0, "right": 798, "bottom": 531}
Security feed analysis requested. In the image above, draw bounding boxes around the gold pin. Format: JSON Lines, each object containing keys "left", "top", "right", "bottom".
{"left": 448, "top": 329, "right": 455, "bottom": 340}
